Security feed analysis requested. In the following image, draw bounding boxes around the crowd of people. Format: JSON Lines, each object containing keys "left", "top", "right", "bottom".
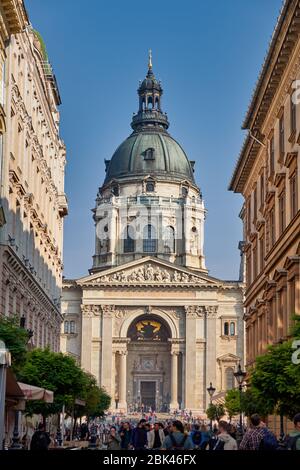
{"left": 28, "top": 412, "right": 300, "bottom": 450}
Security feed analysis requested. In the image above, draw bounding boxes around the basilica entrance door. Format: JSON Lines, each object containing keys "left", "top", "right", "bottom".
{"left": 141, "top": 381, "right": 156, "bottom": 410}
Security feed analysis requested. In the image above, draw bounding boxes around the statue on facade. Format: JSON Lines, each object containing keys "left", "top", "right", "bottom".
{"left": 145, "top": 264, "right": 155, "bottom": 281}
{"left": 173, "top": 271, "right": 181, "bottom": 282}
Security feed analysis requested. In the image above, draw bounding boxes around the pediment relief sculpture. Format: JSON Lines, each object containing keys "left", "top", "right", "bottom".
{"left": 90, "top": 263, "right": 207, "bottom": 285}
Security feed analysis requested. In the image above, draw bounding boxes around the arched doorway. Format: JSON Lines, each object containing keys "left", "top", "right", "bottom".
{"left": 126, "top": 314, "right": 172, "bottom": 412}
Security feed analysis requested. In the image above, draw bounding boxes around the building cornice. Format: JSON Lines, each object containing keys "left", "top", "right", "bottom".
{"left": 229, "top": 0, "right": 300, "bottom": 193}
{"left": 243, "top": 0, "right": 299, "bottom": 130}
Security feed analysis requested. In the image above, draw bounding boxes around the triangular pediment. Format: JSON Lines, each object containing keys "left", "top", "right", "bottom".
{"left": 217, "top": 353, "right": 240, "bottom": 363}
{"left": 77, "top": 256, "right": 221, "bottom": 287}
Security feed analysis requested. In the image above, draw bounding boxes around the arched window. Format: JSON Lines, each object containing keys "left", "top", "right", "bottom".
{"left": 225, "top": 367, "right": 235, "bottom": 391}
{"left": 230, "top": 322, "right": 235, "bottom": 336}
{"left": 224, "top": 322, "right": 229, "bottom": 336}
{"left": 70, "top": 321, "right": 75, "bottom": 334}
{"left": 143, "top": 224, "right": 157, "bottom": 253}
{"left": 124, "top": 225, "right": 135, "bottom": 253}
{"left": 163, "top": 226, "right": 175, "bottom": 253}
{"left": 64, "top": 321, "right": 69, "bottom": 334}
{"left": 147, "top": 96, "right": 153, "bottom": 110}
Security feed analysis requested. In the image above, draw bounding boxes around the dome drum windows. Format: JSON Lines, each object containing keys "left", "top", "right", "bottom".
{"left": 163, "top": 226, "right": 175, "bottom": 253}
{"left": 123, "top": 225, "right": 135, "bottom": 253}
{"left": 143, "top": 177, "right": 156, "bottom": 193}
{"left": 143, "top": 224, "right": 157, "bottom": 253}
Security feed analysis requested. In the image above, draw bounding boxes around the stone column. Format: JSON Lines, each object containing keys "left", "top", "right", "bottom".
{"left": 118, "top": 351, "right": 127, "bottom": 411}
{"left": 100, "top": 305, "right": 114, "bottom": 396}
{"left": 170, "top": 351, "right": 178, "bottom": 410}
{"left": 205, "top": 306, "right": 217, "bottom": 410}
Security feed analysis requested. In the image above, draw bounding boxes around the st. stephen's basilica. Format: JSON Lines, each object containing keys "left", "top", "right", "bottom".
{"left": 61, "top": 54, "right": 244, "bottom": 414}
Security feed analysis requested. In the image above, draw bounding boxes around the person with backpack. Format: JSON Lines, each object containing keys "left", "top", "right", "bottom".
{"left": 30, "top": 423, "right": 51, "bottom": 451}
{"left": 161, "top": 420, "right": 194, "bottom": 450}
{"left": 258, "top": 422, "right": 278, "bottom": 451}
{"left": 217, "top": 421, "right": 238, "bottom": 450}
{"left": 239, "top": 414, "right": 265, "bottom": 450}
{"left": 191, "top": 424, "right": 202, "bottom": 449}
{"left": 284, "top": 413, "right": 300, "bottom": 450}
{"left": 208, "top": 427, "right": 225, "bottom": 451}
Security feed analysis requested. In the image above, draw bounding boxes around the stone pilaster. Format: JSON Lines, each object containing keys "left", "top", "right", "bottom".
{"left": 100, "top": 305, "right": 114, "bottom": 396}
{"left": 184, "top": 306, "right": 197, "bottom": 410}
{"left": 205, "top": 306, "right": 218, "bottom": 409}
{"left": 170, "top": 351, "right": 179, "bottom": 410}
{"left": 81, "top": 305, "right": 93, "bottom": 372}
{"left": 118, "top": 351, "right": 127, "bottom": 411}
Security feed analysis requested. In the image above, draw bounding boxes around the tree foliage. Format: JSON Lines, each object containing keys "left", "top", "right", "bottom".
{"left": 206, "top": 403, "right": 225, "bottom": 422}
{"left": 224, "top": 389, "right": 240, "bottom": 419}
{"left": 225, "top": 387, "right": 273, "bottom": 418}
{"left": 249, "top": 339, "right": 300, "bottom": 419}
{"left": 18, "top": 348, "right": 111, "bottom": 419}
{"left": 0, "top": 315, "right": 29, "bottom": 373}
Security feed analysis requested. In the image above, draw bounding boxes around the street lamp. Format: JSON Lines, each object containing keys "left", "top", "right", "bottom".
{"left": 234, "top": 363, "right": 246, "bottom": 441}
{"left": 207, "top": 382, "right": 216, "bottom": 430}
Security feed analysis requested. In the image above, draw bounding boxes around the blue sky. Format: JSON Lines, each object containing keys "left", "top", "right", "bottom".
{"left": 25, "top": 0, "right": 282, "bottom": 280}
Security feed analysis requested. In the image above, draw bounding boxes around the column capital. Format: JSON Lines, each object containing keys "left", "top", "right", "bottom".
{"left": 101, "top": 305, "right": 115, "bottom": 318}
{"left": 81, "top": 304, "right": 101, "bottom": 317}
{"left": 205, "top": 306, "right": 218, "bottom": 318}
{"left": 185, "top": 305, "right": 208, "bottom": 318}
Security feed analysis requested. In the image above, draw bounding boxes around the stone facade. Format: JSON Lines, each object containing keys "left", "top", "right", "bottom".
{"left": 62, "top": 57, "right": 244, "bottom": 413}
{"left": 229, "top": 0, "right": 300, "bottom": 367}
{"left": 0, "top": 2, "right": 67, "bottom": 351}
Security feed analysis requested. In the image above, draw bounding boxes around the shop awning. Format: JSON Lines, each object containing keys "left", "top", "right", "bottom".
{"left": 18, "top": 382, "right": 54, "bottom": 403}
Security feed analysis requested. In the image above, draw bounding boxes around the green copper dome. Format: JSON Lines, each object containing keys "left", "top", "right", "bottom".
{"left": 104, "top": 132, "right": 194, "bottom": 183}
{"left": 104, "top": 56, "right": 195, "bottom": 185}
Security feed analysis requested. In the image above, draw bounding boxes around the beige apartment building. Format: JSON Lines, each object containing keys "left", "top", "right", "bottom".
{"left": 0, "top": 0, "right": 67, "bottom": 351}
{"left": 230, "top": 0, "right": 300, "bottom": 367}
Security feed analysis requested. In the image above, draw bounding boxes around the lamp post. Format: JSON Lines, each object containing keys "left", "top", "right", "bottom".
{"left": 207, "top": 382, "right": 216, "bottom": 431}
{"left": 234, "top": 363, "right": 246, "bottom": 444}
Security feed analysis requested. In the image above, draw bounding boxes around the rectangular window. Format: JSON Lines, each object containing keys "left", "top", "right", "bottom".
{"left": 253, "top": 186, "right": 257, "bottom": 221}
{"left": 246, "top": 253, "right": 252, "bottom": 287}
{"left": 253, "top": 244, "right": 257, "bottom": 279}
{"left": 290, "top": 172, "right": 298, "bottom": 219}
{"left": 269, "top": 136, "right": 275, "bottom": 175}
{"left": 270, "top": 208, "right": 275, "bottom": 247}
{"left": 278, "top": 191, "right": 286, "bottom": 235}
{"left": 279, "top": 114, "right": 285, "bottom": 157}
{"left": 70, "top": 321, "right": 75, "bottom": 334}
{"left": 247, "top": 198, "right": 251, "bottom": 232}
{"left": 259, "top": 237, "right": 264, "bottom": 272}
{"left": 291, "top": 94, "right": 296, "bottom": 135}
{"left": 260, "top": 172, "right": 264, "bottom": 208}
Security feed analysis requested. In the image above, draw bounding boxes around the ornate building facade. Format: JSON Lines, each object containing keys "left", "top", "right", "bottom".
{"left": 62, "top": 57, "right": 244, "bottom": 413}
{"left": 0, "top": 1, "right": 67, "bottom": 351}
{"left": 229, "top": 0, "right": 300, "bottom": 368}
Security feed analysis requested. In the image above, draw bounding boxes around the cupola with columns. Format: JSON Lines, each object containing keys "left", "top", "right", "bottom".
{"left": 92, "top": 52, "right": 207, "bottom": 274}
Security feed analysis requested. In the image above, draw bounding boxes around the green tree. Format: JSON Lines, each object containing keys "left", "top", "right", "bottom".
{"left": 224, "top": 389, "right": 240, "bottom": 420}
{"left": 0, "top": 315, "right": 29, "bottom": 373}
{"left": 18, "top": 348, "right": 88, "bottom": 422}
{"left": 71, "top": 372, "right": 111, "bottom": 421}
{"left": 249, "top": 339, "right": 300, "bottom": 420}
{"left": 206, "top": 403, "right": 225, "bottom": 422}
